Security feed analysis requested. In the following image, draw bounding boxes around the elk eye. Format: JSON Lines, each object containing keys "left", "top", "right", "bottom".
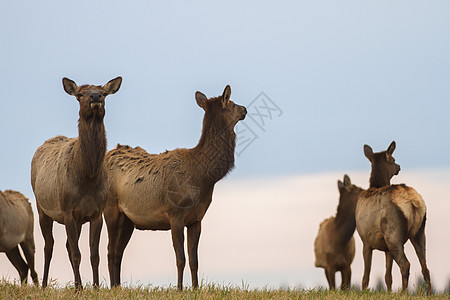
{"left": 77, "top": 93, "right": 83, "bottom": 97}
{"left": 103, "top": 93, "right": 107, "bottom": 97}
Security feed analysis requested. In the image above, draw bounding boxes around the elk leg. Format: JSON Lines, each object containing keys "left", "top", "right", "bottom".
{"left": 5, "top": 246, "right": 28, "bottom": 284}
{"left": 104, "top": 204, "right": 134, "bottom": 287}
{"left": 410, "top": 218, "right": 432, "bottom": 294}
{"left": 384, "top": 238, "right": 410, "bottom": 292}
{"left": 89, "top": 214, "right": 103, "bottom": 287}
{"left": 324, "top": 268, "right": 335, "bottom": 290}
{"left": 38, "top": 209, "right": 54, "bottom": 288}
{"left": 362, "top": 243, "right": 373, "bottom": 290}
{"left": 20, "top": 239, "right": 39, "bottom": 286}
{"left": 187, "top": 221, "right": 201, "bottom": 289}
{"left": 64, "top": 215, "right": 83, "bottom": 290}
{"left": 340, "top": 266, "right": 351, "bottom": 290}
{"left": 171, "top": 222, "right": 186, "bottom": 290}
{"left": 385, "top": 252, "right": 393, "bottom": 291}
{"left": 65, "top": 223, "right": 82, "bottom": 271}
{"left": 113, "top": 214, "right": 134, "bottom": 286}
{"left": 104, "top": 203, "right": 120, "bottom": 287}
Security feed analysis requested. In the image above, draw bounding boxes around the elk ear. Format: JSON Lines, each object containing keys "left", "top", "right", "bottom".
{"left": 195, "top": 91, "right": 208, "bottom": 110}
{"left": 103, "top": 76, "right": 122, "bottom": 95}
{"left": 387, "top": 141, "right": 396, "bottom": 156}
{"left": 343, "top": 174, "right": 351, "bottom": 187}
{"left": 363, "top": 144, "right": 373, "bottom": 162}
{"left": 62, "top": 77, "right": 79, "bottom": 96}
{"left": 337, "top": 180, "right": 344, "bottom": 190}
{"left": 222, "top": 85, "right": 231, "bottom": 108}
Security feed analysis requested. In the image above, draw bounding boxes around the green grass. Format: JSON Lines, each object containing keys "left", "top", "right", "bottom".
{"left": 0, "top": 280, "right": 448, "bottom": 299}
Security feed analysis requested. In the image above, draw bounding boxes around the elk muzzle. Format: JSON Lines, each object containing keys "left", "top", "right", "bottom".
{"left": 239, "top": 106, "right": 247, "bottom": 120}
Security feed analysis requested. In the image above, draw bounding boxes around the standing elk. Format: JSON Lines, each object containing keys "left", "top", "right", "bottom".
{"left": 314, "top": 175, "right": 364, "bottom": 290}
{"left": 104, "top": 85, "right": 246, "bottom": 289}
{"left": 355, "top": 141, "right": 431, "bottom": 293}
{"left": 0, "top": 189, "right": 38, "bottom": 285}
{"left": 31, "top": 77, "right": 122, "bottom": 288}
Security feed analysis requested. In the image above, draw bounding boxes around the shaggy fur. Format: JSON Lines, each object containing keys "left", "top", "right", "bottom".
{"left": 0, "top": 190, "right": 38, "bottom": 285}
{"left": 314, "top": 175, "right": 364, "bottom": 290}
{"left": 104, "top": 85, "right": 247, "bottom": 289}
{"left": 30, "top": 77, "right": 122, "bottom": 288}
{"left": 355, "top": 141, "right": 431, "bottom": 293}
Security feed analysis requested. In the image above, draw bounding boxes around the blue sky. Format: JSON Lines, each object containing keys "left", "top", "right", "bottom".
{"left": 0, "top": 0, "right": 449, "bottom": 290}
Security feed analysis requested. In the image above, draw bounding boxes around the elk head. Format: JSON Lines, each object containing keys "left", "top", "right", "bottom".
{"left": 195, "top": 85, "right": 247, "bottom": 129}
{"left": 364, "top": 141, "right": 401, "bottom": 188}
{"left": 63, "top": 77, "right": 122, "bottom": 120}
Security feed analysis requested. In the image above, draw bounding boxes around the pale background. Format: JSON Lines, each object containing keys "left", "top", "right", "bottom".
{"left": 1, "top": 0, "right": 449, "bottom": 291}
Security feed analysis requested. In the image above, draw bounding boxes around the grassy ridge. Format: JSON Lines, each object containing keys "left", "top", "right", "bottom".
{"left": 0, "top": 281, "right": 449, "bottom": 300}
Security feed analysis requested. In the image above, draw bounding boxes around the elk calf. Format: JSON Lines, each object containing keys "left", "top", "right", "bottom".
{"left": 314, "top": 175, "right": 363, "bottom": 290}
{"left": 104, "top": 85, "right": 246, "bottom": 289}
{"left": 0, "top": 190, "right": 38, "bottom": 285}
{"left": 31, "top": 77, "right": 122, "bottom": 289}
{"left": 355, "top": 141, "right": 431, "bottom": 293}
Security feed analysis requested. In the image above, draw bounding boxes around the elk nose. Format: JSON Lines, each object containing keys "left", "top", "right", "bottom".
{"left": 90, "top": 93, "right": 101, "bottom": 101}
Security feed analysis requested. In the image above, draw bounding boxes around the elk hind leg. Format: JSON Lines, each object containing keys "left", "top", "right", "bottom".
{"left": 324, "top": 268, "right": 336, "bottom": 290}
{"left": 104, "top": 205, "right": 134, "bottom": 287}
{"left": 410, "top": 217, "right": 432, "bottom": 294}
{"left": 385, "top": 252, "right": 393, "bottom": 291}
{"left": 20, "top": 239, "right": 38, "bottom": 286}
{"left": 6, "top": 246, "right": 28, "bottom": 284}
{"left": 384, "top": 238, "right": 410, "bottom": 292}
{"left": 340, "top": 265, "right": 351, "bottom": 290}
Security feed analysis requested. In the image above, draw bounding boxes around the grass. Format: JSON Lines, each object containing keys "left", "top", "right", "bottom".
{"left": 0, "top": 281, "right": 449, "bottom": 300}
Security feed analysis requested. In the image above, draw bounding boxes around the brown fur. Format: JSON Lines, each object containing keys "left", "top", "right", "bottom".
{"left": 355, "top": 141, "right": 431, "bottom": 293}
{"left": 314, "top": 175, "right": 363, "bottom": 290}
{"left": 104, "top": 85, "right": 247, "bottom": 289}
{"left": 30, "top": 77, "right": 122, "bottom": 288}
{"left": 0, "top": 190, "right": 38, "bottom": 285}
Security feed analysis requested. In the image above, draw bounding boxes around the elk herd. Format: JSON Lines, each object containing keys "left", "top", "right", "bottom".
{"left": 0, "top": 77, "right": 432, "bottom": 293}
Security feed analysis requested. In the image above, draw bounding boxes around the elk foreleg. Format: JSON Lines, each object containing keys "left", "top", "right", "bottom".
{"left": 325, "top": 268, "right": 336, "bottom": 290}
{"left": 38, "top": 209, "right": 54, "bottom": 288}
{"left": 362, "top": 243, "right": 373, "bottom": 290}
{"left": 187, "top": 221, "right": 201, "bottom": 289}
{"left": 64, "top": 215, "right": 83, "bottom": 289}
{"left": 90, "top": 214, "right": 103, "bottom": 287}
{"left": 171, "top": 222, "right": 186, "bottom": 290}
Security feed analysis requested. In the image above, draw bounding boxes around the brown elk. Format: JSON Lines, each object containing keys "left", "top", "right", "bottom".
{"left": 31, "top": 77, "right": 122, "bottom": 288}
{"left": 104, "top": 85, "right": 246, "bottom": 290}
{"left": 314, "top": 175, "right": 364, "bottom": 290}
{"left": 355, "top": 141, "right": 431, "bottom": 293}
{"left": 0, "top": 190, "right": 38, "bottom": 285}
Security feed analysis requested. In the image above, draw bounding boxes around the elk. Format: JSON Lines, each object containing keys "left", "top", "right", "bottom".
{"left": 104, "top": 85, "right": 247, "bottom": 290}
{"left": 314, "top": 175, "right": 364, "bottom": 290}
{"left": 31, "top": 76, "right": 122, "bottom": 288}
{"left": 0, "top": 190, "right": 38, "bottom": 285}
{"left": 355, "top": 141, "right": 431, "bottom": 293}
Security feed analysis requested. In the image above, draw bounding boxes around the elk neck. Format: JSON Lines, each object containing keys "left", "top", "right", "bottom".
{"left": 334, "top": 193, "right": 357, "bottom": 243}
{"left": 192, "top": 113, "right": 236, "bottom": 184}
{"left": 73, "top": 116, "right": 107, "bottom": 181}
